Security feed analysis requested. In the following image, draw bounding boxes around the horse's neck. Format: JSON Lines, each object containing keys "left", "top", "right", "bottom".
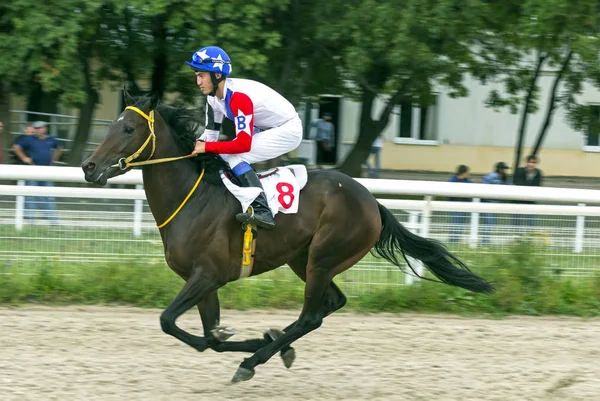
{"left": 142, "top": 159, "right": 204, "bottom": 225}
{"left": 140, "top": 119, "right": 207, "bottom": 227}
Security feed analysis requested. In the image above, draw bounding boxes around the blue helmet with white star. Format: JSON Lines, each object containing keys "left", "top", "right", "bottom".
{"left": 185, "top": 46, "right": 232, "bottom": 76}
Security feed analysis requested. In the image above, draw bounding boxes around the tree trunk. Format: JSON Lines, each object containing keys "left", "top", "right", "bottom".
{"left": 67, "top": 55, "right": 99, "bottom": 166}
{"left": 123, "top": 7, "right": 142, "bottom": 95}
{"left": 26, "top": 81, "right": 59, "bottom": 121}
{"left": 276, "top": 0, "right": 300, "bottom": 97}
{"left": 339, "top": 90, "right": 377, "bottom": 177}
{"left": 513, "top": 51, "right": 547, "bottom": 172}
{"left": 151, "top": 15, "right": 168, "bottom": 99}
{"left": 339, "top": 82, "right": 407, "bottom": 177}
{"left": 531, "top": 49, "right": 573, "bottom": 156}
{"left": 0, "top": 81, "right": 11, "bottom": 164}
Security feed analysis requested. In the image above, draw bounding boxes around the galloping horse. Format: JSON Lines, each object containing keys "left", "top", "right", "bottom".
{"left": 82, "top": 92, "right": 494, "bottom": 383}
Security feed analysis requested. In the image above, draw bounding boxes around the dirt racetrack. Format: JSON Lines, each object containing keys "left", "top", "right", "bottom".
{"left": 1, "top": 306, "right": 599, "bottom": 401}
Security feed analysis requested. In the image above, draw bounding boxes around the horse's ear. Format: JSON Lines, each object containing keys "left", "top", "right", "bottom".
{"left": 123, "top": 87, "right": 135, "bottom": 106}
{"left": 143, "top": 92, "right": 160, "bottom": 112}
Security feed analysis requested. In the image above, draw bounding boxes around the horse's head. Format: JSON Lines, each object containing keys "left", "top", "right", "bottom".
{"left": 82, "top": 90, "right": 159, "bottom": 186}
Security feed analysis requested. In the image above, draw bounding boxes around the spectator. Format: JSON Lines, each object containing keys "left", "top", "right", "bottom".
{"left": 311, "top": 112, "right": 335, "bottom": 168}
{"left": 448, "top": 165, "right": 472, "bottom": 243}
{"left": 11, "top": 121, "right": 62, "bottom": 224}
{"left": 480, "top": 161, "right": 510, "bottom": 246}
{"left": 512, "top": 154, "right": 543, "bottom": 228}
{"left": 364, "top": 136, "right": 383, "bottom": 178}
{"left": 10, "top": 123, "right": 35, "bottom": 164}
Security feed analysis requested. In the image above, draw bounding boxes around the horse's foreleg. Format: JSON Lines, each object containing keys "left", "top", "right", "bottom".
{"left": 160, "top": 267, "right": 221, "bottom": 352}
{"left": 197, "top": 290, "right": 234, "bottom": 342}
{"left": 197, "top": 291, "right": 272, "bottom": 353}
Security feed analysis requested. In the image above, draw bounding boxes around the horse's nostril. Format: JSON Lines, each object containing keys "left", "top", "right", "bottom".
{"left": 86, "top": 162, "right": 96, "bottom": 172}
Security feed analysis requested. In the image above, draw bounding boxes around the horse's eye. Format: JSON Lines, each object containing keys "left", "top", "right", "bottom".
{"left": 125, "top": 127, "right": 134, "bottom": 134}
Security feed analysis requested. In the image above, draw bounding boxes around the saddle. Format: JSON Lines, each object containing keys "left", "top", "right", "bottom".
{"left": 219, "top": 164, "right": 308, "bottom": 280}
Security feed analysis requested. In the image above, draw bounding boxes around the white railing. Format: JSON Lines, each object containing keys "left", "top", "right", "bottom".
{"left": 2, "top": 165, "right": 600, "bottom": 242}
{"left": 3, "top": 165, "right": 600, "bottom": 288}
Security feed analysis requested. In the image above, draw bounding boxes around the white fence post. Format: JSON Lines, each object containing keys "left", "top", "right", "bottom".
{"left": 405, "top": 211, "right": 421, "bottom": 285}
{"left": 574, "top": 203, "right": 585, "bottom": 253}
{"left": 469, "top": 198, "right": 480, "bottom": 249}
{"left": 133, "top": 184, "right": 143, "bottom": 237}
{"left": 15, "top": 180, "right": 25, "bottom": 231}
{"left": 421, "top": 195, "right": 432, "bottom": 239}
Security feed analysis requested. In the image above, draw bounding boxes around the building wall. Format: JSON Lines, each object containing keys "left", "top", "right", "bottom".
{"left": 378, "top": 143, "right": 600, "bottom": 177}
{"left": 330, "top": 72, "right": 600, "bottom": 177}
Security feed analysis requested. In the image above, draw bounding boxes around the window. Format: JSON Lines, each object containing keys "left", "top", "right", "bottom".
{"left": 394, "top": 95, "right": 439, "bottom": 145}
{"left": 586, "top": 105, "right": 600, "bottom": 147}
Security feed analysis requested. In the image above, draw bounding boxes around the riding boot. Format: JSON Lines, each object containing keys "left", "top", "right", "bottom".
{"left": 235, "top": 169, "right": 276, "bottom": 230}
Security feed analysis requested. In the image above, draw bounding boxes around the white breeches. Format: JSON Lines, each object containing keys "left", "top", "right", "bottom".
{"left": 220, "top": 114, "right": 303, "bottom": 168}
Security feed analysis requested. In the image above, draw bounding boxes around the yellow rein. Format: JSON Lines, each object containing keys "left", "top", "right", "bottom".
{"left": 115, "top": 105, "right": 204, "bottom": 229}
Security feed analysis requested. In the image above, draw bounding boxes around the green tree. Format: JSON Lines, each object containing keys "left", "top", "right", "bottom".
{"left": 1, "top": 0, "right": 287, "bottom": 165}
{"left": 315, "top": 0, "right": 486, "bottom": 177}
{"left": 476, "top": 0, "right": 600, "bottom": 171}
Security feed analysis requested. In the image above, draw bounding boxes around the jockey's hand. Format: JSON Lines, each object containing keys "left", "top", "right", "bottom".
{"left": 191, "top": 140, "right": 206, "bottom": 156}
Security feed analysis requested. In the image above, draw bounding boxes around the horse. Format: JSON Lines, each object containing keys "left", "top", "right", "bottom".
{"left": 81, "top": 92, "right": 494, "bottom": 383}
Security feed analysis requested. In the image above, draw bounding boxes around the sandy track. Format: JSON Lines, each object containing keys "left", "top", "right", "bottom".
{"left": 1, "top": 306, "right": 599, "bottom": 400}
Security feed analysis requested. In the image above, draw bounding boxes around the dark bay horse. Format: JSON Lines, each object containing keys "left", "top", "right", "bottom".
{"left": 81, "top": 93, "right": 494, "bottom": 383}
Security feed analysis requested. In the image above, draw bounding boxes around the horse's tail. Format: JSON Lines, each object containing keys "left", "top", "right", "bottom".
{"left": 373, "top": 202, "right": 495, "bottom": 294}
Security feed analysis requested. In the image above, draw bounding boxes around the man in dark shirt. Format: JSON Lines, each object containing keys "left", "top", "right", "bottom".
{"left": 11, "top": 121, "right": 62, "bottom": 223}
{"left": 513, "top": 154, "right": 543, "bottom": 227}
{"left": 12, "top": 121, "right": 62, "bottom": 166}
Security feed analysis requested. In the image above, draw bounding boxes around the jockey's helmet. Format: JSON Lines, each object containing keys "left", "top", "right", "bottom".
{"left": 185, "top": 46, "right": 232, "bottom": 76}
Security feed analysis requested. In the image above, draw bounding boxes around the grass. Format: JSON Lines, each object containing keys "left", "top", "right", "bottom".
{"left": 2, "top": 235, "right": 600, "bottom": 317}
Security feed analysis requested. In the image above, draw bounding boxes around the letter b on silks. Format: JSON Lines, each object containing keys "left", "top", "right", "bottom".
{"left": 236, "top": 116, "right": 247, "bottom": 131}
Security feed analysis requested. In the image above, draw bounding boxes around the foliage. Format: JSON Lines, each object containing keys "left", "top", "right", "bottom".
{"left": 313, "top": 0, "right": 488, "bottom": 175}
{"left": 474, "top": 0, "right": 600, "bottom": 166}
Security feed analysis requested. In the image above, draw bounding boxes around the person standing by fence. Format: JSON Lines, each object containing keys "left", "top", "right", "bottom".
{"left": 11, "top": 121, "right": 62, "bottom": 224}
{"left": 512, "top": 154, "right": 543, "bottom": 228}
{"left": 447, "top": 164, "right": 472, "bottom": 243}
{"left": 480, "top": 161, "right": 510, "bottom": 246}
{"left": 311, "top": 112, "right": 335, "bottom": 168}
{"left": 364, "top": 136, "right": 383, "bottom": 178}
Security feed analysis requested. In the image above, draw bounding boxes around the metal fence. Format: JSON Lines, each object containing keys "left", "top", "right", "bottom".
{"left": 3, "top": 165, "right": 600, "bottom": 295}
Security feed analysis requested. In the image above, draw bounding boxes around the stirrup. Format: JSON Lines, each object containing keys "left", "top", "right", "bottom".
{"left": 237, "top": 206, "right": 256, "bottom": 225}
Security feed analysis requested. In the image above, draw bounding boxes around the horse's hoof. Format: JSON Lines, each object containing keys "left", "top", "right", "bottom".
{"left": 231, "top": 367, "right": 255, "bottom": 383}
{"left": 211, "top": 326, "right": 236, "bottom": 342}
{"left": 281, "top": 347, "right": 296, "bottom": 369}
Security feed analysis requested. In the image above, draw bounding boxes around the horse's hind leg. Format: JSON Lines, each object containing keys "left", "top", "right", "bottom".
{"left": 231, "top": 266, "right": 332, "bottom": 382}
{"left": 284, "top": 251, "right": 348, "bottom": 327}
{"left": 231, "top": 239, "right": 365, "bottom": 382}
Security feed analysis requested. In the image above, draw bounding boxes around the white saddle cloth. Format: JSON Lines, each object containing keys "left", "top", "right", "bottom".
{"left": 220, "top": 164, "right": 308, "bottom": 216}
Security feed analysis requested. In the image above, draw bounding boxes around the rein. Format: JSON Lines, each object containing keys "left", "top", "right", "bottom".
{"left": 114, "top": 105, "right": 204, "bottom": 229}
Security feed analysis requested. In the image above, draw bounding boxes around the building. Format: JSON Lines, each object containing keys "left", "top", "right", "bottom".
{"left": 299, "top": 72, "right": 600, "bottom": 177}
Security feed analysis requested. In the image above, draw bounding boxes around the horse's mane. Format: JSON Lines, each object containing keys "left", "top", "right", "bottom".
{"left": 132, "top": 96, "right": 232, "bottom": 185}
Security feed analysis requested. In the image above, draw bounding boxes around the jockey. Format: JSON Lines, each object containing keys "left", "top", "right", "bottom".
{"left": 186, "top": 46, "right": 303, "bottom": 230}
